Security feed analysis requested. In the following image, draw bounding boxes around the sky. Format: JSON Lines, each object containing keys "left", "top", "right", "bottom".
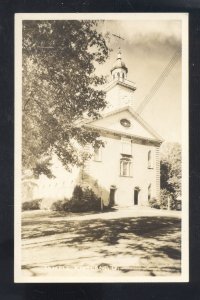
{"left": 95, "top": 20, "right": 183, "bottom": 143}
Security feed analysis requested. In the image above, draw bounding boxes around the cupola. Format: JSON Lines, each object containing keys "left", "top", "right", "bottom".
{"left": 110, "top": 48, "right": 128, "bottom": 81}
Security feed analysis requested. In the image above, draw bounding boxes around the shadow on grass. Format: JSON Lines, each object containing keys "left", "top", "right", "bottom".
{"left": 157, "top": 246, "right": 181, "bottom": 260}
{"left": 22, "top": 214, "right": 181, "bottom": 262}
{"left": 22, "top": 214, "right": 181, "bottom": 276}
{"left": 60, "top": 217, "right": 180, "bottom": 243}
{"left": 22, "top": 215, "right": 180, "bottom": 240}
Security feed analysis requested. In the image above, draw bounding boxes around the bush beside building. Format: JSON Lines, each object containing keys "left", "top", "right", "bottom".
{"left": 22, "top": 185, "right": 103, "bottom": 213}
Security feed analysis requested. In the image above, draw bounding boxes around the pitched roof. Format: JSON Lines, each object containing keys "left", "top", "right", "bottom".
{"left": 84, "top": 106, "right": 164, "bottom": 143}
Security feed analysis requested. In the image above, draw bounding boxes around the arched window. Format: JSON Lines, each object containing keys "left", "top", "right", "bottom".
{"left": 148, "top": 184, "right": 151, "bottom": 201}
{"left": 122, "top": 73, "right": 125, "bottom": 80}
{"left": 148, "top": 150, "right": 153, "bottom": 168}
{"left": 117, "top": 72, "right": 120, "bottom": 80}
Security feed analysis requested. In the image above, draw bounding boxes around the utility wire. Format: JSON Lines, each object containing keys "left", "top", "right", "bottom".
{"left": 136, "top": 48, "right": 181, "bottom": 115}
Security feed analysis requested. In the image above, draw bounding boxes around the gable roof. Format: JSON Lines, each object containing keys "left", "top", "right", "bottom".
{"left": 84, "top": 106, "right": 164, "bottom": 143}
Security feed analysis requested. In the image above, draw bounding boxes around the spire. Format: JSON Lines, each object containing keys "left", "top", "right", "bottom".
{"left": 117, "top": 47, "right": 122, "bottom": 59}
{"left": 110, "top": 48, "right": 128, "bottom": 81}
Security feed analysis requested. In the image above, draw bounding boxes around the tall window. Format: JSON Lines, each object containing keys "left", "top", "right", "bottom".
{"left": 148, "top": 184, "right": 151, "bottom": 201}
{"left": 120, "top": 157, "right": 132, "bottom": 177}
{"left": 117, "top": 72, "right": 120, "bottom": 80}
{"left": 93, "top": 147, "right": 102, "bottom": 162}
{"left": 148, "top": 150, "right": 153, "bottom": 168}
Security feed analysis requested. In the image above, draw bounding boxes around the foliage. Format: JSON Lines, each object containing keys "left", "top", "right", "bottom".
{"left": 148, "top": 190, "right": 178, "bottom": 211}
{"left": 22, "top": 199, "right": 42, "bottom": 211}
{"left": 51, "top": 199, "right": 66, "bottom": 211}
{"left": 69, "top": 185, "right": 101, "bottom": 212}
{"left": 22, "top": 20, "right": 110, "bottom": 176}
{"left": 149, "top": 197, "right": 160, "bottom": 209}
{"left": 51, "top": 185, "right": 101, "bottom": 212}
{"left": 160, "top": 142, "right": 181, "bottom": 199}
{"left": 160, "top": 189, "right": 168, "bottom": 210}
{"left": 160, "top": 189, "right": 176, "bottom": 210}
{"left": 72, "top": 185, "right": 83, "bottom": 199}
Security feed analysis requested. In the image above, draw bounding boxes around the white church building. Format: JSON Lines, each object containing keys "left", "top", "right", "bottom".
{"left": 22, "top": 49, "right": 163, "bottom": 208}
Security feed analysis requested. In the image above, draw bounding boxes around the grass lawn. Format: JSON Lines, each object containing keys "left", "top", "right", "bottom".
{"left": 21, "top": 209, "right": 181, "bottom": 280}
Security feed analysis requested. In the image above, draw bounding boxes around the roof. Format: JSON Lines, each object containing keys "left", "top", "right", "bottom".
{"left": 110, "top": 61, "right": 128, "bottom": 73}
{"left": 110, "top": 49, "right": 128, "bottom": 73}
{"left": 83, "top": 106, "right": 164, "bottom": 143}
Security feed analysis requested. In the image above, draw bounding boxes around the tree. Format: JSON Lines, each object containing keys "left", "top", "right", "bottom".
{"left": 22, "top": 20, "right": 110, "bottom": 177}
{"left": 160, "top": 142, "right": 182, "bottom": 199}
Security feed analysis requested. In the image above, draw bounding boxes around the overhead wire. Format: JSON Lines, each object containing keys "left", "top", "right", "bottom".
{"left": 136, "top": 47, "right": 181, "bottom": 115}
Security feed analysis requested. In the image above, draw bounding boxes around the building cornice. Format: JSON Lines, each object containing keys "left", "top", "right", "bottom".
{"left": 104, "top": 79, "right": 136, "bottom": 92}
{"left": 84, "top": 123, "right": 163, "bottom": 146}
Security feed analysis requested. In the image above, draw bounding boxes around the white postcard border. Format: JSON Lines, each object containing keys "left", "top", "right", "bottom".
{"left": 14, "top": 12, "right": 189, "bottom": 283}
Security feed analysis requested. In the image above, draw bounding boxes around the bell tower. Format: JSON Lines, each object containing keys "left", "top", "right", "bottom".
{"left": 103, "top": 47, "right": 136, "bottom": 113}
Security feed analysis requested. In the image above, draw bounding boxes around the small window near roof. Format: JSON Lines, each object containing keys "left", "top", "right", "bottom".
{"left": 120, "top": 119, "right": 131, "bottom": 128}
{"left": 94, "top": 147, "right": 102, "bottom": 162}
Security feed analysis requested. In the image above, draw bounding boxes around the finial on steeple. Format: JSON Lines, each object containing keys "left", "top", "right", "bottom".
{"left": 110, "top": 47, "right": 128, "bottom": 80}
{"left": 117, "top": 47, "right": 122, "bottom": 59}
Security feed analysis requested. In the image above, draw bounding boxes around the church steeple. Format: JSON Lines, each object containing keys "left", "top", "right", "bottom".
{"left": 110, "top": 48, "right": 128, "bottom": 81}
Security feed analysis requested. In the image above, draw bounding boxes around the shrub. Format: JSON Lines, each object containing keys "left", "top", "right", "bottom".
{"left": 160, "top": 189, "right": 169, "bottom": 209}
{"left": 149, "top": 197, "right": 160, "bottom": 209}
{"left": 72, "top": 185, "right": 83, "bottom": 199}
{"left": 148, "top": 190, "right": 177, "bottom": 210}
{"left": 70, "top": 185, "right": 101, "bottom": 212}
{"left": 51, "top": 198, "right": 71, "bottom": 211}
{"left": 22, "top": 199, "right": 42, "bottom": 211}
{"left": 160, "top": 189, "right": 176, "bottom": 210}
{"left": 50, "top": 186, "right": 101, "bottom": 213}
{"left": 51, "top": 199, "right": 67, "bottom": 211}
